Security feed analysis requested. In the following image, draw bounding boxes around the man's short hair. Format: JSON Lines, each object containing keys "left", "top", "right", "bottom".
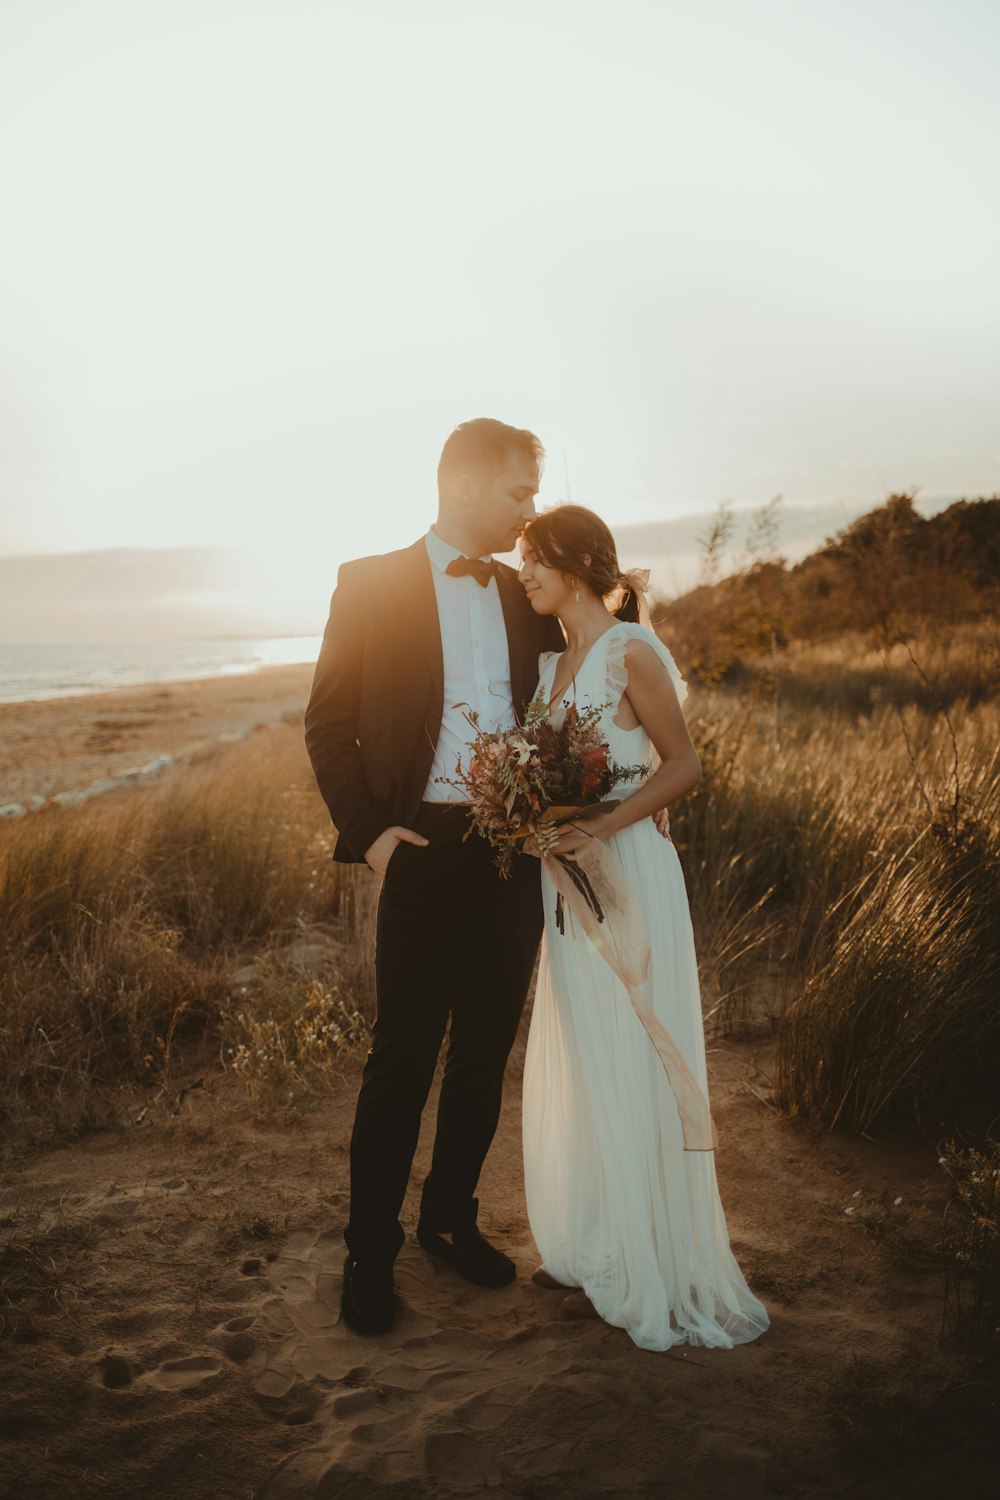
{"left": 437, "top": 418, "right": 545, "bottom": 495}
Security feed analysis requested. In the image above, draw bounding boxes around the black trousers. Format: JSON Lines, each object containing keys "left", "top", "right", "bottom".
{"left": 345, "top": 803, "right": 544, "bottom": 1264}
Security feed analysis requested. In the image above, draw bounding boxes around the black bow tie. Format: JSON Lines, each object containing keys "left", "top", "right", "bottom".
{"left": 445, "top": 555, "right": 497, "bottom": 588}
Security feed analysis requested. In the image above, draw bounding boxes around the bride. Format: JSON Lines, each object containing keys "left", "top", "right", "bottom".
{"left": 517, "top": 504, "right": 769, "bottom": 1352}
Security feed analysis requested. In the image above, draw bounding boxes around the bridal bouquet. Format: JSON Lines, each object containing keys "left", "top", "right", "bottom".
{"left": 438, "top": 693, "right": 646, "bottom": 878}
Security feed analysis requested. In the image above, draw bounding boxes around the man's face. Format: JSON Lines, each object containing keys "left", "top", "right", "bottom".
{"left": 469, "top": 453, "right": 539, "bottom": 555}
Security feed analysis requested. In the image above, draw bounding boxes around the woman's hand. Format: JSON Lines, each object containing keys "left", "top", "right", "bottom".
{"left": 549, "top": 810, "right": 618, "bottom": 857}
{"left": 653, "top": 807, "right": 671, "bottom": 840}
{"left": 548, "top": 804, "right": 671, "bottom": 857}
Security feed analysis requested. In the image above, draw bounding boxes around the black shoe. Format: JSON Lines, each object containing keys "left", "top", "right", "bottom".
{"left": 340, "top": 1252, "right": 395, "bottom": 1334}
{"left": 416, "top": 1222, "right": 517, "bottom": 1288}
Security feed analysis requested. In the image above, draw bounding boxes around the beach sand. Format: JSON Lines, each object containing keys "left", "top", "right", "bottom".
{"left": 0, "top": 663, "right": 316, "bottom": 806}
{"left": 2, "top": 1032, "right": 994, "bottom": 1499}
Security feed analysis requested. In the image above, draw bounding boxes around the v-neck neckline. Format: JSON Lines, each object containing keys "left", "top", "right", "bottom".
{"left": 545, "top": 623, "right": 621, "bottom": 713}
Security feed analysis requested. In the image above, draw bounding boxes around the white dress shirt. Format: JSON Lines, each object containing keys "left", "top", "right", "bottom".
{"left": 422, "top": 527, "right": 517, "bottom": 801}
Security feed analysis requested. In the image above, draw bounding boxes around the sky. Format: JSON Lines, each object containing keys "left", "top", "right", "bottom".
{"left": 1, "top": 0, "right": 998, "bottom": 636}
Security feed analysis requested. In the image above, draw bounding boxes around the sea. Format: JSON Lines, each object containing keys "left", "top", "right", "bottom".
{"left": 0, "top": 637, "right": 323, "bottom": 706}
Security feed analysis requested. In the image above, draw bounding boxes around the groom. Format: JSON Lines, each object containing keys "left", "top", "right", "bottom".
{"left": 305, "top": 418, "right": 564, "bottom": 1334}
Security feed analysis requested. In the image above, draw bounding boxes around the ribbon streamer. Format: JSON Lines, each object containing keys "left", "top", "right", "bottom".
{"left": 536, "top": 837, "right": 719, "bottom": 1153}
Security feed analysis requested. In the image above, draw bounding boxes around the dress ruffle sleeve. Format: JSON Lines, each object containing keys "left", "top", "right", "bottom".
{"left": 603, "top": 623, "right": 688, "bottom": 712}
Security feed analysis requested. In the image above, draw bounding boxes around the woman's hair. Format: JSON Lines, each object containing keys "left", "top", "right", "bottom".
{"left": 521, "top": 504, "right": 642, "bottom": 622}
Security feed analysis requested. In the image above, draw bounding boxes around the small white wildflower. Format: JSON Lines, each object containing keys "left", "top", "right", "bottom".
{"left": 845, "top": 1206, "right": 855, "bottom": 1215}
{"left": 509, "top": 736, "right": 532, "bottom": 766}
{"left": 938, "top": 1157, "right": 947, "bottom": 1165}
{"left": 894, "top": 1196, "right": 903, "bottom": 1206}
{"left": 852, "top": 1190, "right": 861, "bottom": 1198}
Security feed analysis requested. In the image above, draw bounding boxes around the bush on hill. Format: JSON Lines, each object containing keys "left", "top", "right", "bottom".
{"left": 657, "top": 494, "right": 1000, "bottom": 688}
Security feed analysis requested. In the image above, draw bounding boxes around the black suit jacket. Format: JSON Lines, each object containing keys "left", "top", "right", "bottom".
{"left": 305, "top": 537, "right": 565, "bottom": 863}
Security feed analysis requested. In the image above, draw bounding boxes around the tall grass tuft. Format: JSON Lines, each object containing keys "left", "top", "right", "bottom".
{"left": 673, "top": 630, "right": 999, "bottom": 1128}
{"left": 776, "top": 818, "right": 1000, "bottom": 1132}
{"left": 0, "top": 726, "right": 366, "bottom": 1126}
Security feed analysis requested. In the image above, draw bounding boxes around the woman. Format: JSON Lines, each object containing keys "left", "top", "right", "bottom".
{"left": 518, "top": 504, "right": 769, "bottom": 1352}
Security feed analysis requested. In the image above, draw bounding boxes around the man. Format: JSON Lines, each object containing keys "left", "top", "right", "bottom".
{"left": 305, "top": 418, "right": 564, "bottom": 1334}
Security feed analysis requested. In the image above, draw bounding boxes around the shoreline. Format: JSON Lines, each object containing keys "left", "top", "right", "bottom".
{"left": 0, "top": 662, "right": 316, "bottom": 809}
{"left": 0, "top": 638, "right": 322, "bottom": 708}
{"left": 0, "top": 657, "right": 317, "bottom": 709}
{"left": 0, "top": 659, "right": 315, "bottom": 708}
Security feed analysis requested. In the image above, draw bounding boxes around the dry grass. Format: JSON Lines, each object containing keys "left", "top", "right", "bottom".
{"left": 2, "top": 628, "right": 996, "bottom": 1150}
{"left": 824, "top": 1352, "right": 1000, "bottom": 1472}
{"left": 674, "top": 624, "right": 999, "bottom": 1132}
{"left": 0, "top": 1207, "right": 100, "bottom": 1342}
{"left": 220, "top": 973, "right": 369, "bottom": 1115}
{"left": 737, "top": 618, "right": 1000, "bottom": 717}
{"left": 776, "top": 815, "right": 999, "bottom": 1134}
{"left": 0, "top": 726, "right": 374, "bottom": 1132}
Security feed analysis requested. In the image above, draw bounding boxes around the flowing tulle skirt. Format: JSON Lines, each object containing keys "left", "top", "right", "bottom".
{"left": 523, "top": 815, "right": 770, "bottom": 1351}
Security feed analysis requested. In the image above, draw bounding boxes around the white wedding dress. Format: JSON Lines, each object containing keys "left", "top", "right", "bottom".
{"left": 522, "top": 622, "right": 770, "bottom": 1351}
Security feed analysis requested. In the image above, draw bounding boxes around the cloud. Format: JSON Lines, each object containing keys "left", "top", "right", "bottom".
{"left": 0, "top": 547, "right": 291, "bottom": 642}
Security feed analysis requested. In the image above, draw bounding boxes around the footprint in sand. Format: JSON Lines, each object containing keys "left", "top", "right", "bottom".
{"left": 215, "top": 1315, "right": 262, "bottom": 1367}
{"left": 97, "top": 1353, "right": 134, "bottom": 1390}
{"left": 254, "top": 1364, "right": 299, "bottom": 1401}
{"left": 140, "top": 1354, "right": 224, "bottom": 1393}
{"left": 330, "top": 1388, "right": 380, "bottom": 1418}
{"left": 70, "top": 1178, "right": 192, "bottom": 1226}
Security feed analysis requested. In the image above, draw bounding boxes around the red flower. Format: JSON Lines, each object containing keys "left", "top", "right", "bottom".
{"left": 578, "top": 744, "right": 610, "bottom": 800}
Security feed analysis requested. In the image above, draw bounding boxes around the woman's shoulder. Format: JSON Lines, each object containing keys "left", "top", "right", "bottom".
{"left": 602, "top": 619, "right": 665, "bottom": 664}
{"left": 604, "top": 622, "right": 688, "bottom": 704}
{"left": 607, "top": 619, "right": 659, "bottom": 646}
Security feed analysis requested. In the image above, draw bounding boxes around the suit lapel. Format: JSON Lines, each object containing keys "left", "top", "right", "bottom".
{"left": 400, "top": 538, "right": 444, "bottom": 712}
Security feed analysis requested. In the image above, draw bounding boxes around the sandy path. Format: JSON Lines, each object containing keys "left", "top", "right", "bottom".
{"left": 1, "top": 1031, "right": 993, "bottom": 1500}
{"left": 0, "top": 664, "right": 315, "bottom": 806}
